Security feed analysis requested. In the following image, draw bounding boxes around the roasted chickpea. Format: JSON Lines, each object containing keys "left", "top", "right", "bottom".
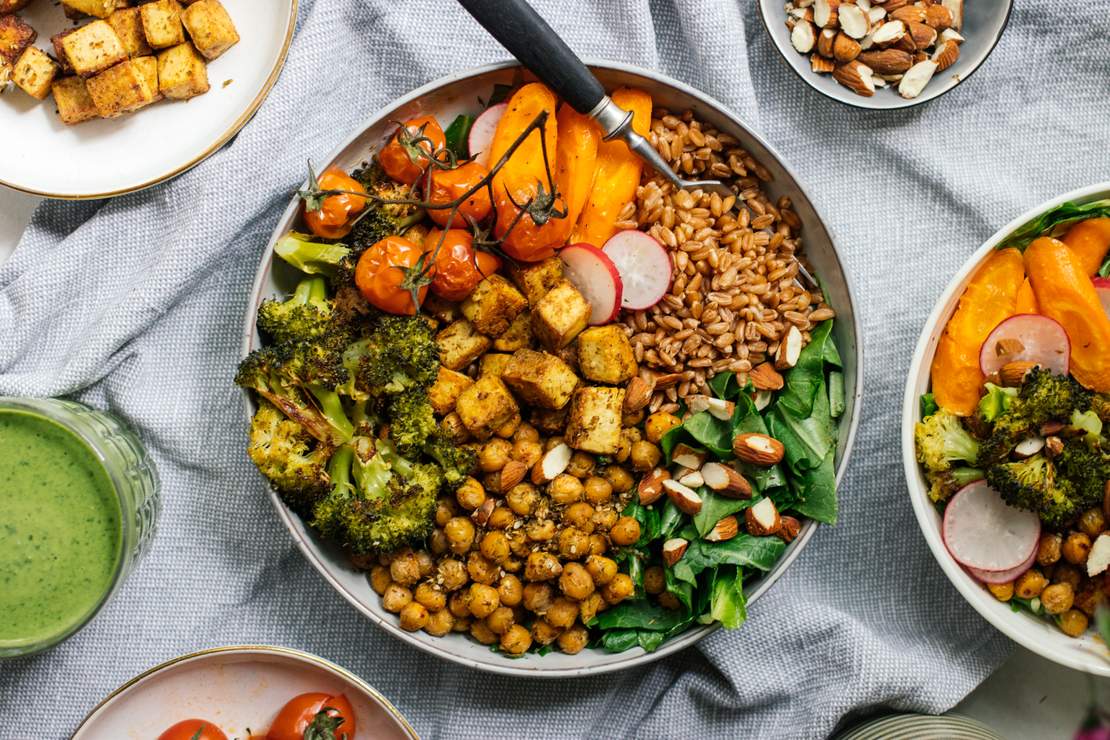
{"left": 512, "top": 439, "right": 543, "bottom": 468}
{"left": 1037, "top": 534, "right": 1063, "bottom": 567}
{"left": 609, "top": 516, "right": 642, "bottom": 546}
{"left": 477, "top": 532, "right": 509, "bottom": 564}
{"left": 564, "top": 502, "right": 597, "bottom": 532}
{"left": 614, "top": 435, "right": 632, "bottom": 464}
{"left": 389, "top": 551, "right": 421, "bottom": 586}
{"left": 467, "top": 552, "right": 499, "bottom": 585}
{"left": 470, "top": 619, "right": 498, "bottom": 645}
{"left": 560, "top": 562, "right": 595, "bottom": 600}
{"left": 558, "top": 527, "right": 592, "bottom": 561}
{"left": 508, "top": 529, "right": 532, "bottom": 557}
{"left": 1075, "top": 584, "right": 1105, "bottom": 616}
{"left": 1080, "top": 508, "right": 1107, "bottom": 539}
{"left": 448, "top": 590, "right": 471, "bottom": 618}
{"left": 588, "top": 534, "right": 609, "bottom": 556}
{"left": 415, "top": 550, "right": 434, "bottom": 577}
{"left": 585, "top": 555, "right": 618, "bottom": 586}
{"left": 592, "top": 508, "right": 619, "bottom": 532}
{"left": 455, "top": 477, "right": 486, "bottom": 511}
{"left": 485, "top": 606, "right": 516, "bottom": 635}
{"left": 495, "top": 413, "right": 521, "bottom": 439}
{"left": 478, "top": 439, "right": 513, "bottom": 473}
{"left": 987, "top": 581, "right": 1014, "bottom": 602}
{"left": 369, "top": 566, "right": 392, "bottom": 595}
{"left": 601, "top": 573, "right": 634, "bottom": 604}
{"left": 438, "top": 559, "right": 468, "bottom": 591}
{"left": 566, "top": 451, "right": 595, "bottom": 478}
{"left": 487, "top": 505, "right": 516, "bottom": 530}
{"left": 645, "top": 411, "right": 681, "bottom": 444}
{"left": 513, "top": 423, "right": 540, "bottom": 444}
{"left": 1063, "top": 532, "right": 1092, "bottom": 565}
{"left": 482, "top": 471, "right": 502, "bottom": 492}
{"left": 643, "top": 566, "right": 665, "bottom": 595}
{"left": 546, "top": 596, "right": 580, "bottom": 629}
{"left": 414, "top": 582, "right": 447, "bottom": 611}
{"left": 429, "top": 527, "right": 449, "bottom": 555}
{"left": 629, "top": 440, "right": 662, "bottom": 472}
{"left": 531, "top": 619, "right": 562, "bottom": 645}
{"left": 452, "top": 616, "right": 471, "bottom": 633}
{"left": 584, "top": 476, "right": 614, "bottom": 505}
{"left": 498, "top": 574, "right": 523, "bottom": 607}
{"left": 503, "top": 556, "right": 523, "bottom": 574}
{"left": 441, "top": 412, "right": 469, "bottom": 443}
{"left": 525, "top": 551, "right": 563, "bottom": 581}
{"left": 507, "top": 482, "right": 539, "bottom": 516}
{"left": 526, "top": 519, "right": 557, "bottom": 542}
{"left": 444, "top": 516, "right": 476, "bottom": 554}
{"left": 622, "top": 409, "right": 646, "bottom": 426}
{"left": 382, "top": 584, "right": 413, "bottom": 613}
{"left": 603, "top": 465, "right": 634, "bottom": 494}
{"left": 658, "top": 592, "right": 681, "bottom": 610}
{"left": 1015, "top": 569, "right": 1048, "bottom": 599}
{"left": 424, "top": 608, "right": 455, "bottom": 637}
{"left": 435, "top": 497, "right": 458, "bottom": 526}
{"left": 1042, "top": 582, "right": 1075, "bottom": 615}
{"left": 500, "top": 624, "right": 532, "bottom": 655}
{"left": 1054, "top": 564, "right": 1082, "bottom": 590}
{"left": 522, "top": 582, "right": 553, "bottom": 613}
{"left": 1059, "top": 609, "right": 1090, "bottom": 637}
{"left": 579, "top": 592, "right": 605, "bottom": 624}
{"left": 557, "top": 625, "right": 589, "bottom": 655}
{"left": 543, "top": 435, "right": 566, "bottom": 452}
{"left": 549, "top": 474, "right": 584, "bottom": 505}
{"left": 467, "top": 583, "right": 500, "bottom": 618}
{"left": 399, "top": 601, "right": 429, "bottom": 631}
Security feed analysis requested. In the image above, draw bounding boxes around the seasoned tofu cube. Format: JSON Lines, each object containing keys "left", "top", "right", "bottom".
{"left": 12, "top": 47, "right": 58, "bottom": 100}
{"left": 565, "top": 386, "right": 625, "bottom": 455}
{"left": 460, "top": 275, "right": 527, "bottom": 337}
{"left": 455, "top": 376, "right": 520, "bottom": 441}
{"left": 436, "top": 319, "right": 491, "bottom": 371}
{"left": 52, "top": 76, "right": 100, "bottom": 124}
{"left": 479, "top": 353, "right": 512, "bottom": 379}
{"left": 51, "top": 31, "right": 75, "bottom": 74}
{"left": 156, "top": 42, "right": 207, "bottom": 99}
{"left": 62, "top": 0, "right": 116, "bottom": 19}
{"left": 0, "top": 58, "right": 10, "bottom": 87}
{"left": 577, "top": 325, "right": 638, "bottom": 384}
{"left": 133, "top": 55, "right": 161, "bottom": 101}
{"left": 86, "top": 58, "right": 156, "bottom": 116}
{"left": 140, "top": 0, "right": 185, "bottom": 49}
{"left": 61, "top": 20, "right": 127, "bottom": 77}
{"left": 532, "top": 280, "right": 590, "bottom": 350}
{"left": 0, "top": 14, "right": 36, "bottom": 65}
{"left": 493, "top": 310, "right": 533, "bottom": 352}
{"left": 0, "top": 0, "right": 35, "bottom": 14}
{"left": 508, "top": 256, "right": 564, "bottom": 306}
{"left": 531, "top": 406, "right": 568, "bottom": 434}
{"left": 428, "top": 367, "right": 473, "bottom": 416}
{"left": 501, "top": 349, "right": 579, "bottom": 410}
{"left": 108, "top": 7, "right": 152, "bottom": 57}
{"left": 181, "top": 0, "right": 238, "bottom": 60}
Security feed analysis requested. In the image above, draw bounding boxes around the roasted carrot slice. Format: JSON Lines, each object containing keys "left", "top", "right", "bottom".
{"left": 1015, "top": 278, "right": 1038, "bottom": 314}
{"left": 1063, "top": 217, "right": 1110, "bottom": 277}
{"left": 552, "top": 106, "right": 601, "bottom": 244}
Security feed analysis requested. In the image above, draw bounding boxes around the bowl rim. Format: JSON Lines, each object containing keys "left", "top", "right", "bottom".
{"left": 901, "top": 180, "right": 1110, "bottom": 676}
{"left": 755, "top": 0, "right": 1015, "bottom": 111}
{"left": 240, "top": 58, "right": 865, "bottom": 677}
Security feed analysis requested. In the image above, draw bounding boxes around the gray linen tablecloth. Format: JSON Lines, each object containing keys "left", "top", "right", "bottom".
{"left": 2, "top": 0, "right": 1108, "bottom": 737}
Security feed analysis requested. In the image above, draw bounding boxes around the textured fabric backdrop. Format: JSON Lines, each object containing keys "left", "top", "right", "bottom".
{"left": 2, "top": 0, "right": 1108, "bottom": 738}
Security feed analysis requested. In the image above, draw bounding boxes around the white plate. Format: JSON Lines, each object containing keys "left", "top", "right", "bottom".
{"left": 0, "top": 0, "right": 296, "bottom": 199}
{"left": 72, "top": 645, "right": 418, "bottom": 739}
{"left": 902, "top": 181, "right": 1110, "bottom": 676}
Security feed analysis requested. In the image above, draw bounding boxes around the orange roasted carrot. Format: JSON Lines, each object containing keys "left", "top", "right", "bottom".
{"left": 1025, "top": 237, "right": 1110, "bottom": 392}
{"left": 1063, "top": 217, "right": 1110, "bottom": 277}
{"left": 569, "top": 87, "right": 652, "bottom": 247}
{"left": 930, "top": 248, "right": 1025, "bottom": 415}
{"left": 1015, "top": 278, "right": 1038, "bottom": 314}
{"left": 552, "top": 106, "right": 601, "bottom": 244}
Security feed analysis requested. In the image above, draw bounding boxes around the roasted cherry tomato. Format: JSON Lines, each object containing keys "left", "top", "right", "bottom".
{"left": 158, "top": 719, "right": 229, "bottom": 740}
{"left": 379, "top": 115, "right": 446, "bottom": 185}
{"left": 355, "top": 235, "right": 430, "bottom": 315}
{"left": 266, "top": 692, "right": 356, "bottom": 740}
{"left": 426, "top": 161, "right": 493, "bottom": 228}
{"left": 304, "top": 167, "right": 367, "bottom": 240}
{"left": 494, "top": 184, "right": 567, "bottom": 262}
{"left": 425, "top": 228, "right": 502, "bottom": 301}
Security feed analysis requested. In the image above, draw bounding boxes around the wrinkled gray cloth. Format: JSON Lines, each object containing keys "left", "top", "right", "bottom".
{"left": 2, "top": 0, "right": 1108, "bottom": 737}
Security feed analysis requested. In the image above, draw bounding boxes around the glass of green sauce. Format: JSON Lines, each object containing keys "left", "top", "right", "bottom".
{"left": 0, "top": 398, "right": 160, "bottom": 658}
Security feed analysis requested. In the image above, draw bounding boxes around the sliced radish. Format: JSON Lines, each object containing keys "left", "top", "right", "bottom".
{"left": 601, "top": 230, "right": 673, "bottom": 311}
{"left": 978, "top": 313, "right": 1070, "bottom": 378}
{"left": 560, "top": 243, "right": 622, "bottom": 325}
{"left": 468, "top": 102, "right": 506, "bottom": 167}
{"left": 967, "top": 545, "right": 1037, "bottom": 584}
{"left": 1094, "top": 277, "right": 1110, "bottom": 319}
{"left": 942, "top": 480, "right": 1041, "bottom": 572}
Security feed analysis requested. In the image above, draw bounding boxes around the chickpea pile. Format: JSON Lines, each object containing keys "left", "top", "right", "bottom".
{"left": 985, "top": 504, "right": 1109, "bottom": 638}
{"left": 367, "top": 418, "right": 669, "bottom": 656}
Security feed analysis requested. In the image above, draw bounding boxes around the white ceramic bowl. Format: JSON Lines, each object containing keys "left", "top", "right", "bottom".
{"left": 242, "top": 60, "right": 863, "bottom": 677}
{"left": 902, "top": 181, "right": 1110, "bottom": 676}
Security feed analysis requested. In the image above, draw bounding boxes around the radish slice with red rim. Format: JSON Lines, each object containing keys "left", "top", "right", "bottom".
{"left": 978, "top": 313, "right": 1070, "bottom": 378}
{"left": 469, "top": 103, "right": 506, "bottom": 167}
{"left": 967, "top": 545, "right": 1037, "bottom": 584}
{"left": 560, "top": 243, "right": 622, "bottom": 325}
{"left": 1094, "top": 277, "right": 1110, "bottom": 319}
{"left": 942, "top": 480, "right": 1041, "bottom": 572}
{"left": 601, "top": 230, "right": 672, "bottom": 310}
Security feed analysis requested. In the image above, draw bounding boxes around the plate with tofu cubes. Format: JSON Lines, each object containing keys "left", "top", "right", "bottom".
{"left": 0, "top": 0, "right": 295, "bottom": 198}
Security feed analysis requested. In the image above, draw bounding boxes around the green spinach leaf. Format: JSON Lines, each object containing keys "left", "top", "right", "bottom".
{"left": 775, "top": 320, "right": 834, "bottom": 419}
{"left": 443, "top": 114, "right": 474, "bottom": 160}
{"left": 595, "top": 600, "right": 691, "bottom": 632}
{"left": 682, "top": 411, "right": 732, "bottom": 458}
{"left": 1001, "top": 199, "right": 1110, "bottom": 250}
{"left": 692, "top": 489, "right": 756, "bottom": 537}
{"left": 709, "top": 566, "right": 747, "bottom": 629}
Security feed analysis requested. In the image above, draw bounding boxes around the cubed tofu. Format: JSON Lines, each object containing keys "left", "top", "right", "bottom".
{"left": 0, "top": 58, "right": 11, "bottom": 86}
{"left": 531, "top": 406, "right": 568, "bottom": 434}
{"left": 156, "top": 41, "right": 207, "bottom": 99}
{"left": 455, "top": 376, "right": 520, "bottom": 441}
{"left": 12, "top": 47, "right": 58, "bottom": 100}
{"left": 108, "top": 7, "right": 152, "bottom": 57}
{"left": 61, "top": 20, "right": 127, "bottom": 77}
{"left": 52, "top": 76, "right": 99, "bottom": 124}
{"left": 532, "top": 280, "right": 590, "bottom": 350}
{"left": 460, "top": 274, "right": 527, "bottom": 337}
{"left": 0, "top": 14, "right": 36, "bottom": 65}
{"left": 565, "top": 386, "right": 625, "bottom": 455}
{"left": 493, "top": 310, "right": 533, "bottom": 352}
{"left": 436, "top": 319, "right": 491, "bottom": 371}
{"left": 0, "top": 0, "right": 35, "bottom": 14}
{"left": 501, "top": 349, "right": 580, "bottom": 410}
{"left": 133, "top": 55, "right": 161, "bottom": 101}
{"left": 576, "top": 325, "right": 638, "bottom": 384}
{"left": 62, "top": 0, "right": 116, "bottom": 19}
{"left": 479, "top": 353, "right": 513, "bottom": 379}
{"left": 86, "top": 58, "right": 157, "bottom": 116}
{"left": 181, "top": 0, "right": 238, "bottom": 60}
{"left": 140, "top": 0, "right": 185, "bottom": 49}
{"left": 508, "top": 256, "right": 564, "bottom": 306}
{"left": 51, "top": 31, "right": 74, "bottom": 74}
{"left": 428, "top": 367, "right": 473, "bottom": 416}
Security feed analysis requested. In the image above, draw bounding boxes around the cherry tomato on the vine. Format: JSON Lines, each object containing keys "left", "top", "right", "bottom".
{"left": 355, "top": 235, "right": 431, "bottom": 315}
{"left": 304, "top": 167, "right": 367, "bottom": 240}
{"left": 426, "top": 161, "right": 493, "bottom": 228}
{"left": 425, "top": 228, "right": 502, "bottom": 302}
{"left": 158, "top": 719, "right": 229, "bottom": 740}
{"left": 266, "top": 692, "right": 357, "bottom": 740}
{"left": 493, "top": 183, "right": 567, "bottom": 262}
{"left": 379, "top": 115, "right": 446, "bottom": 185}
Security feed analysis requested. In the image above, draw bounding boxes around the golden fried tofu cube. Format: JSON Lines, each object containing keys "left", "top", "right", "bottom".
{"left": 501, "top": 349, "right": 580, "bottom": 410}
{"left": 60, "top": 20, "right": 127, "bottom": 77}
{"left": 455, "top": 376, "right": 520, "bottom": 441}
{"left": 460, "top": 275, "right": 527, "bottom": 337}
{"left": 428, "top": 367, "right": 473, "bottom": 416}
{"left": 0, "top": 59, "right": 10, "bottom": 87}
{"left": 12, "top": 47, "right": 58, "bottom": 100}
{"left": 86, "top": 58, "right": 156, "bottom": 116}
{"left": 436, "top": 319, "right": 491, "bottom": 371}
{"left": 52, "top": 76, "right": 100, "bottom": 124}
{"left": 140, "top": 0, "right": 185, "bottom": 49}
{"left": 51, "top": 31, "right": 75, "bottom": 74}
{"left": 479, "top": 353, "right": 512, "bottom": 379}
{"left": 108, "top": 7, "right": 152, "bottom": 57}
{"left": 62, "top": 0, "right": 116, "bottom": 19}
{"left": 0, "top": 14, "right": 36, "bottom": 65}
{"left": 156, "top": 42, "right": 207, "bottom": 99}
{"left": 565, "top": 386, "right": 625, "bottom": 455}
{"left": 133, "top": 55, "right": 162, "bottom": 101}
{"left": 181, "top": 0, "right": 238, "bottom": 60}
{"left": 508, "top": 256, "right": 564, "bottom": 306}
{"left": 0, "top": 0, "right": 35, "bottom": 14}
{"left": 493, "top": 310, "right": 533, "bottom": 352}
{"left": 577, "top": 325, "right": 638, "bottom": 384}
{"left": 531, "top": 406, "right": 568, "bottom": 434}
{"left": 532, "top": 280, "right": 590, "bottom": 350}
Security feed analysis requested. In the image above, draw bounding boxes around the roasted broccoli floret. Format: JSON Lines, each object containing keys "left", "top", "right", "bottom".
{"left": 926, "top": 466, "right": 984, "bottom": 503}
{"left": 387, "top": 390, "right": 436, "bottom": 455}
{"left": 978, "top": 383, "right": 1017, "bottom": 423}
{"left": 1056, "top": 442, "right": 1110, "bottom": 507}
{"left": 274, "top": 232, "right": 352, "bottom": 277}
{"left": 257, "top": 277, "right": 334, "bottom": 345}
{"left": 421, "top": 431, "right": 476, "bottom": 488}
{"left": 980, "top": 369, "right": 1092, "bottom": 465}
{"left": 915, "top": 407, "right": 980, "bottom": 473}
{"left": 343, "top": 314, "right": 439, "bottom": 396}
{"left": 347, "top": 161, "right": 424, "bottom": 252}
{"left": 247, "top": 400, "right": 332, "bottom": 513}
{"left": 987, "top": 454, "right": 1083, "bottom": 527}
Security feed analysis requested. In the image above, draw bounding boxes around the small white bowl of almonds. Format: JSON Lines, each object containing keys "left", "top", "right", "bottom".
{"left": 758, "top": 0, "right": 1013, "bottom": 108}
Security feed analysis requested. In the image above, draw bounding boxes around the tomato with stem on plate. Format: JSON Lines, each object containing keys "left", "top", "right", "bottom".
{"left": 379, "top": 115, "right": 446, "bottom": 185}
{"left": 304, "top": 167, "right": 367, "bottom": 240}
{"left": 355, "top": 235, "right": 431, "bottom": 315}
{"left": 266, "top": 692, "right": 357, "bottom": 740}
{"left": 425, "top": 228, "right": 501, "bottom": 301}
{"left": 426, "top": 161, "right": 493, "bottom": 228}
{"left": 158, "top": 719, "right": 229, "bottom": 740}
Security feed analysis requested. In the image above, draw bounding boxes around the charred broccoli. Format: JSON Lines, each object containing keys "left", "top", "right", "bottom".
{"left": 927, "top": 466, "right": 984, "bottom": 503}
{"left": 343, "top": 315, "right": 439, "bottom": 396}
{"left": 247, "top": 400, "right": 332, "bottom": 513}
{"left": 1056, "top": 442, "right": 1110, "bottom": 507}
{"left": 986, "top": 453, "right": 1085, "bottom": 527}
{"left": 422, "top": 430, "right": 477, "bottom": 488}
{"left": 980, "top": 369, "right": 1092, "bottom": 465}
{"left": 387, "top": 390, "right": 436, "bottom": 455}
{"left": 348, "top": 162, "right": 424, "bottom": 251}
{"left": 274, "top": 232, "right": 352, "bottom": 278}
{"left": 915, "top": 407, "right": 980, "bottom": 473}
{"left": 257, "top": 277, "right": 333, "bottom": 345}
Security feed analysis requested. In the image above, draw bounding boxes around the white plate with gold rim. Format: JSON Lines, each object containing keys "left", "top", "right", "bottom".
{"left": 0, "top": 0, "right": 296, "bottom": 199}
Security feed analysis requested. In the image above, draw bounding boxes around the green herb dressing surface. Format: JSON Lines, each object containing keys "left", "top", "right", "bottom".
{"left": 0, "top": 409, "right": 122, "bottom": 648}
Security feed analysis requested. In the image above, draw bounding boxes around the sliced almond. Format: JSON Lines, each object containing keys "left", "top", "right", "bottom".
{"left": 662, "top": 538, "right": 689, "bottom": 566}
{"left": 941, "top": 0, "right": 962, "bottom": 30}
{"left": 705, "top": 515, "right": 739, "bottom": 543}
{"left": 811, "top": 53, "right": 836, "bottom": 73}
{"left": 651, "top": 371, "right": 683, "bottom": 389}
{"left": 872, "top": 76, "right": 887, "bottom": 88}
{"left": 706, "top": 397, "right": 735, "bottom": 421}
{"left": 750, "top": 362, "right": 786, "bottom": 390}
{"left": 499, "top": 460, "right": 528, "bottom": 493}
{"left": 686, "top": 394, "right": 712, "bottom": 414}
{"left": 745, "top": 497, "right": 782, "bottom": 536}
{"left": 623, "top": 376, "right": 653, "bottom": 414}
{"left": 701, "top": 462, "right": 753, "bottom": 499}
{"left": 663, "top": 479, "right": 703, "bottom": 515}
{"left": 672, "top": 442, "right": 708, "bottom": 470}
{"left": 775, "top": 325, "right": 804, "bottom": 370}
{"left": 777, "top": 515, "right": 802, "bottom": 543}
{"left": 637, "top": 467, "right": 671, "bottom": 506}
{"left": 870, "top": 19, "right": 906, "bottom": 46}
{"left": 1000, "top": 360, "right": 1037, "bottom": 387}
{"left": 531, "top": 442, "right": 572, "bottom": 484}
{"left": 471, "top": 497, "right": 496, "bottom": 526}
{"left": 857, "top": 48, "right": 912, "bottom": 74}
{"left": 753, "top": 390, "right": 774, "bottom": 411}
{"left": 882, "top": 0, "right": 909, "bottom": 9}
{"left": 994, "top": 337, "right": 1025, "bottom": 358}
{"left": 908, "top": 21, "right": 937, "bottom": 50}
{"left": 791, "top": 19, "right": 817, "bottom": 53}
{"left": 817, "top": 27, "right": 837, "bottom": 57}
{"left": 833, "top": 31, "right": 862, "bottom": 62}
{"left": 814, "top": 0, "right": 840, "bottom": 28}
{"left": 1044, "top": 435, "right": 1063, "bottom": 459}
{"left": 1013, "top": 437, "right": 1046, "bottom": 460}
{"left": 855, "top": 0, "right": 871, "bottom": 9}
{"left": 897, "top": 59, "right": 937, "bottom": 98}
{"left": 838, "top": 4, "right": 871, "bottom": 39}
{"left": 888, "top": 4, "right": 926, "bottom": 23}
{"left": 939, "top": 28, "right": 965, "bottom": 44}
{"left": 924, "top": 3, "right": 952, "bottom": 30}
{"left": 733, "top": 433, "right": 786, "bottom": 466}
{"left": 931, "top": 39, "right": 959, "bottom": 71}
{"left": 867, "top": 6, "right": 886, "bottom": 24}
{"left": 678, "top": 470, "right": 705, "bottom": 489}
